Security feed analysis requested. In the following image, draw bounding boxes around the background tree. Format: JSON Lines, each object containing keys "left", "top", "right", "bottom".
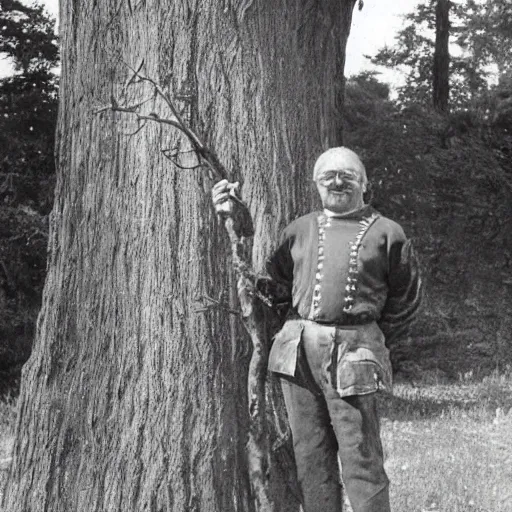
{"left": 432, "top": 0, "right": 450, "bottom": 111}
{"left": 3, "top": 1, "right": 358, "bottom": 511}
{"left": 0, "top": 0, "right": 58, "bottom": 391}
{"left": 457, "top": 0, "right": 512, "bottom": 81}
{"left": 370, "top": 0, "right": 512, "bottom": 108}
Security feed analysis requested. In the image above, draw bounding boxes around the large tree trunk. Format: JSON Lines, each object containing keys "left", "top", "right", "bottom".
{"left": 3, "top": 1, "right": 356, "bottom": 511}
{"left": 433, "top": 0, "right": 450, "bottom": 111}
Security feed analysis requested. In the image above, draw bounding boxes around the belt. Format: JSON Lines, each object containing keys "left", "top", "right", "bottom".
{"left": 287, "top": 311, "right": 376, "bottom": 327}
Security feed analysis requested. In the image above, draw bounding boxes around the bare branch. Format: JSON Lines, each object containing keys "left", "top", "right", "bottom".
{"left": 125, "top": 118, "right": 147, "bottom": 136}
{"left": 125, "top": 63, "right": 188, "bottom": 130}
{"left": 124, "top": 62, "right": 230, "bottom": 180}
{"left": 193, "top": 295, "right": 241, "bottom": 316}
{"left": 120, "top": 95, "right": 155, "bottom": 112}
{"left": 94, "top": 104, "right": 184, "bottom": 131}
{"left": 161, "top": 147, "right": 199, "bottom": 157}
{"left": 123, "top": 58, "right": 146, "bottom": 91}
{"left": 94, "top": 105, "right": 113, "bottom": 115}
{"left": 96, "top": 62, "right": 229, "bottom": 180}
{"left": 161, "top": 149, "right": 204, "bottom": 170}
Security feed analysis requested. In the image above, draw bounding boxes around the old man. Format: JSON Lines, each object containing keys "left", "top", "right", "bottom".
{"left": 212, "top": 147, "right": 422, "bottom": 512}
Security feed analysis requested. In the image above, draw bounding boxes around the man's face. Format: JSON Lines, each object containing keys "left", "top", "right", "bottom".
{"left": 315, "top": 167, "right": 365, "bottom": 214}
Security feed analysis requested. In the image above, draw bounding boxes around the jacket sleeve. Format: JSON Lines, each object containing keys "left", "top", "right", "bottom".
{"left": 256, "top": 227, "right": 294, "bottom": 314}
{"left": 378, "top": 233, "right": 422, "bottom": 345}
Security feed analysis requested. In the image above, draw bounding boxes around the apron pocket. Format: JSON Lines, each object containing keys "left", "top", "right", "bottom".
{"left": 268, "top": 319, "right": 304, "bottom": 377}
{"left": 336, "top": 360, "right": 382, "bottom": 397}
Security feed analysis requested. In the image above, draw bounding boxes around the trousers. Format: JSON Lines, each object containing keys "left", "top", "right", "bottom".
{"left": 280, "top": 324, "right": 391, "bottom": 512}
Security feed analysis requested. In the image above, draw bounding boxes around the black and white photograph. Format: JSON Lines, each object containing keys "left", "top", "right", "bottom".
{"left": 0, "top": 1, "right": 511, "bottom": 511}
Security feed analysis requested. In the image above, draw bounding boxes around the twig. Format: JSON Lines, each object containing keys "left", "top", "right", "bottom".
{"left": 124, "top": 62, "right": 230, "bottom": 180}
{"left": 125, "top": 119, "right": 147, "bottom": 137}
{"left": 95, "top": 105, "right": 183, "bottom": 130}
{"left": 161, "top": 149, "right": 204, "bottom": 170}
{"left": 193, "top": 295, "right": 241, "bottom": 316}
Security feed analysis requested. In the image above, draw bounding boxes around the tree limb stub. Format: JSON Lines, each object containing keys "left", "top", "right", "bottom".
{"left": 98, "top": 63, "right": 274, "bottom": 512}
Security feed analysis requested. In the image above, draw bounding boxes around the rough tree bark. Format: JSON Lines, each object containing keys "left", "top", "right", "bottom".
{"left": 433, "top": 0, "right": 450, "bottom": 112}
{"left": 3, "top": 1, "right": 356, "bottom": 511}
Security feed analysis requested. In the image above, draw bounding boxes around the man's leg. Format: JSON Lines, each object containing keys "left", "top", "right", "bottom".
{"left": 280, "top": 379, "right": 343, "bottom": 512}
{"left": 325, "top": 392, "right": 390, "bottom": 512}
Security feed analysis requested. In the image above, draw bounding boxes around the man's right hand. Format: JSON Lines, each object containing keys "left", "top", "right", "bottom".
{"left": 211, "top": 179, "right": 254, "bottom": 237}
{"left": 211, "top": 179, "right": 240, "bottom": 215}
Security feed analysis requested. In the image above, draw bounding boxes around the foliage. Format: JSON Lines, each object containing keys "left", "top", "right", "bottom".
{"left": 343, "top": 71, "right": 392, "bottom": 131}
{"left": 0, "top": 0, "right": 58, "bottom": 73}
{"left": 0, "top": 0, "right": 58, "bottom": 211}
{"left": 492, "top": 72, "right": 512, "bottom": 128}
{"left": 0, "top": 0, "right": 58, "bottom": 387}
{"left": 0, "top": 70, "right": 58, "bottom": 212}
{"left": 371, "top": 0, "right": 512, "bottom": 108}
{"left": 457, "top": 0, "right": 512, "bottom": 78}
{"left": 0, "top": 205, "right": 47, "bottom": 381}
{"left": 345, "top": 72, "right": 512, "bottom": 378}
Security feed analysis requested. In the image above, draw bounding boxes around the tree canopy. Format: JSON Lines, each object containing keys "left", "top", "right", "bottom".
{"left": 0, "top": 0, "right": 58, "bottom": 73}
{"left": 371, "top": 0, "right": 512, "bottom": 108}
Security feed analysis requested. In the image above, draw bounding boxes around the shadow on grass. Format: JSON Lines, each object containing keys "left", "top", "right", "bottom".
{"left": 378, "top": 393, "right": 474, "bottom": 421}
{"left": 377, "top": 376, "right": 512, "bottom": 422}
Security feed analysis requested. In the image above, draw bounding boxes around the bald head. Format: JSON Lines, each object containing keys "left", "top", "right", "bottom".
{"left": 313, "top": 147, "right": 367, "bottom": 188}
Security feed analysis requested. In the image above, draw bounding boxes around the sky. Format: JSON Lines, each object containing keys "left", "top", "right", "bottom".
{"left": 1, "top": 0, "right": 412, "bottom": 84}
{"left": 346, "top": 0, "right": 412, "bottom": 83}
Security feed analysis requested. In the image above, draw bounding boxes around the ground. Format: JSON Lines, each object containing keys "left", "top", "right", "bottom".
{"left": 379, "top": 371, "right": 512, "bottom": 512}
{"left": 1, "top": 369, "right": 511, "bottom": 511}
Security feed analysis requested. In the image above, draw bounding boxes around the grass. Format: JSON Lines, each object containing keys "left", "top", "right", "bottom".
{"left": 0, "top": 370, "right": 510, "bottom": 510}
{"left": 378, "top": 368, "right": 512, "bottom": 512}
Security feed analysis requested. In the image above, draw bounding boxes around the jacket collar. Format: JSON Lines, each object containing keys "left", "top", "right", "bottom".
{"left": 323, "top": 204, "right": 375, "bottom": 220}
